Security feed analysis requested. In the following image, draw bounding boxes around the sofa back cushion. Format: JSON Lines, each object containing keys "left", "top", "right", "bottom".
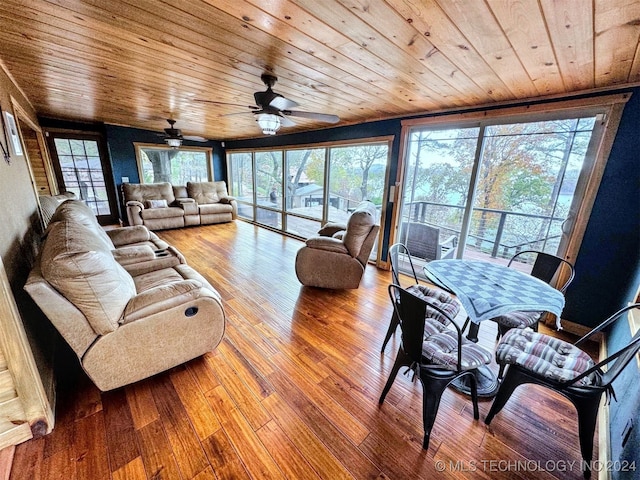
{"left": 342, "top": 201, "right": 377, "bottom": 258}
{"left": 187, "top": 181, "right": 229, "bottom": 205}
{"left": 123, "top": 182, "right": 176, "bottom": 205}
{"left": 48, "top": 200, "right": 114, "bottom": 250}
{"left": 172, "top": 185, "right": 189, "bottom": 200}
{"left": 41, "top": 221, "right": 136, "bottom": 335}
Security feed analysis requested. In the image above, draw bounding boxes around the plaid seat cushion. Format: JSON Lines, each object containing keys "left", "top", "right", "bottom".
{"left": 493, "top": 310, "right": 541, "bottom": 329}
{"left": 408, "top": 285, "right": 460, "bottom": 326}
{"left": 496, "top": 328, "right": 598, "bottom": 386}
{"left": 422, "top": 330, "right": 492, "bottom": 371}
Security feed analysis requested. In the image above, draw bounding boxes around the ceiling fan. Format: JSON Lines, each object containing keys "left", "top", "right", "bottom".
{"left": 196, "top": 74, "right": 340, "bottom": 135}
{"left": 159, "top": 119, "right": 208, "bottom": 148}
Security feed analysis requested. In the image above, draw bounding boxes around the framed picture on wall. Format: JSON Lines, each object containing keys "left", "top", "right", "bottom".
{"left": 3, "top": 110, "right": 23, "bottom": 156}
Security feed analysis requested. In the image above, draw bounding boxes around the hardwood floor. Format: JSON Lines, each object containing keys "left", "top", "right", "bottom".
{"left": 11, "top": 221, "right": 599, "bottom": 480}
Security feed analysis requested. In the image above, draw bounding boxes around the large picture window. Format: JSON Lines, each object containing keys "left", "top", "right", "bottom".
{"left": 134, "top": 144, "right": 212, "bottom": 184}
{"left": 395, "top": 94, "right": 628, "bottom": 281}
{"left": 227, "top": 138, "right": 392, "bottom": 262}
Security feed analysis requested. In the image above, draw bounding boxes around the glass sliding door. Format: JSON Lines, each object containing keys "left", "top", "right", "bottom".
{"left": 285, "top": 148, "right": 325, "bottom": 238}
{"left": 398, "top": 113, "right": 602, "bottom": 275}
{"left": 228, "top": 152, "right": 254, "bottom": 220}
{"left": 399, "top": 127, "right": 479, "bottom": 264}
{"left": 255, "top": 150, "right": 283, "bottom": 229}
{"left": 469, "top": 119, "right": 595, "bottom": 262}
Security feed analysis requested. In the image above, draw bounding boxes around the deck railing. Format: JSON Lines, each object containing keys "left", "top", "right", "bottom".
{"left": 405, "top": 200, "right": 565, "bottom": 260}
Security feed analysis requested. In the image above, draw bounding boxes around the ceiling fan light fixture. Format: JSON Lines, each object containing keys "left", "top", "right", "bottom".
{"left": 257, "top": 113, "right": 281, "bottom": 135}
{"left": 165, "top": 137, "right": 182, "bottom": 149}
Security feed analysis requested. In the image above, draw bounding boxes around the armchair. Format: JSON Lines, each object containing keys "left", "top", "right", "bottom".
{"left": 295, "top": 201, "right": 379, "bottom": 289}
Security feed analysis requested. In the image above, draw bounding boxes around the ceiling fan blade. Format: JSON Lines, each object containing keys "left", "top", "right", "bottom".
{"left": 183, "top": 135, "right": 208, "bottom": 142}
{"left": 220, "top": 112, "right": 253, "bottom": 118}
{"left": 278, "top": 115, "right": 296, "bottom": 127}
{"left": 269, "top": 95, "right": 299, "bottom": 110}
{"left": 194, "top": 99, "right": 259, "bottom": 110}
{"left": 283, "top": 110, "right": 340, "bottom": 124}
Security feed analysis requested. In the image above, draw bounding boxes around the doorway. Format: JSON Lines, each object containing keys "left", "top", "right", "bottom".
{"left": 46, "top": 131, "right": 118, "bottom": 225}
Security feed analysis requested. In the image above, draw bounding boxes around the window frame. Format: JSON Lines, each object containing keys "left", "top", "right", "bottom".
{"left": 133, "top": 143, "right": 213, "bottom": 185}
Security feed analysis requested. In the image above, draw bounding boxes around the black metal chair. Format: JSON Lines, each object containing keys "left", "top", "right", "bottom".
{"left": 490, "top": 250, "right": 575, "bottom": 339}
{"left": 485, "top": 303, "right": 640, "bottom": 479}
{"left": 382, "top": 243, "right": 460, "bottom": 352}
{"left": 379, "top": 285, "right": 492, "bottom": 449}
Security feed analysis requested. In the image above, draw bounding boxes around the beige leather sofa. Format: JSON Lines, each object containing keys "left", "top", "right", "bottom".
{"left": 295, "top": 201, "right": 380, "bottom": 289}
{"left": 123, "top": 181, "right": 237, "bottom": 230}
{"left": 25, "top": 199, "right": 226, "bottom": 391}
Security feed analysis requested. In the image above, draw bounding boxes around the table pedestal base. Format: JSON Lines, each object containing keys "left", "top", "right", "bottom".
{"left": 450, "top": 365, "right": 500, "bottom": 398}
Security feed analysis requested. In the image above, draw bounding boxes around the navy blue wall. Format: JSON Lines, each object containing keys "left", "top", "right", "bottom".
{"left": 562, "top": 90, "right": 640, "bottom": 327}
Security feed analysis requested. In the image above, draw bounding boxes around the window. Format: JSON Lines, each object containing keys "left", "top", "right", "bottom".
{"left": 227, "top": 138, "right": 392, "bottom": 262}
{"left": 134, "top": 144, "right": 212, "bottom": 184}
{"left": 395, "top": 94, "right": 629, "bottom": 282}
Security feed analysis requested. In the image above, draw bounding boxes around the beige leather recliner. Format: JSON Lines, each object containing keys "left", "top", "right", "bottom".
{"left": 25, "top": 209, "right": 225, "bottom": 391}
{"left": 295, "top": 201, "right": 380, "bottom": 289}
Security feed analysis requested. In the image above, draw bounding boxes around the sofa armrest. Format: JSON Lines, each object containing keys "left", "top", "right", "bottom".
{"left": 107, "top": 225, "right": 151, "bottom": 246}
{"left": 126, "top": 201, "right": 144, "bottom": 226}
{"left": 317, "top": 223, "right": 346, "bottom": 237}
{"left": 305, "top": 237, "right": 349, "bottom": 254}
{"left": 112, "top": 245, "right": 156, "bottom": 266}
{"left": 176, "top": 197, "right": 198, "bottom": 216}
{"left": 126, "top": 200, "right": 144, "bottom": 209}
{"left": 121, "top": 279, "right": 206, "bottom": 324}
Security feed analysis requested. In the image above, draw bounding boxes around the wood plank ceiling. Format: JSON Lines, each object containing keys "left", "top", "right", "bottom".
{"left": 0, "top": 0, "right": 639, "bottom": 141}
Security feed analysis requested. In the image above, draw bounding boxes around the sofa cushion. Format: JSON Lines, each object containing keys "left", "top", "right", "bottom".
{"left": 123, "top": 182, "right": 176, "bottom": 204}
{"left": 141, "top": 206, "right": 185, "bottom": 220}
{"left": 41, "top": 221, "right": 136, "bottom": 335}
{"left": 198, "top": 203, "right": 233, "bottom": 215}
{"left": 187, "top": 181, "right": 220, "bottom": 205}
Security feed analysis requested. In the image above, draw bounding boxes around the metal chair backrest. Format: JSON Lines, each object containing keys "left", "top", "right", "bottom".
{"left": 388, "top": 284, "right": 462, "bottom": 368}
{"left": 388, "top": 243, "right": 419, "bottom": 287}
{"left": 509, "top": 250, "right": 575, "bottom": 293}
{"left": 571, "top": 303, "right": 640, "bottom": 388}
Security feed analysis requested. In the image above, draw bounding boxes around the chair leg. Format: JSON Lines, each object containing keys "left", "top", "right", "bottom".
{"left": 381, "top": 311, "right": 400, "bottom": 353}
{"left": 417, "top": 374, "right": 452, "bottom": 450}
{"left": 572, "top": 396, "right": 601, "bottom": 479}
{"left": 465, "top": 371, "right": 480, "bottom": 420}
{"left": 379, "top": 348, "right": 408, "bottom": 404}
{"left": 484, "top": 367, "right": 523, "bottom": 425}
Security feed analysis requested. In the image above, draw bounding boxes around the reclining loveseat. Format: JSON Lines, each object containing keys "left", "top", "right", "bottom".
{"left": 123, "top": 181, "right": 237, "bottom": 230}
{"left": 25, "top": 199, "right": 226, "bottom": 391}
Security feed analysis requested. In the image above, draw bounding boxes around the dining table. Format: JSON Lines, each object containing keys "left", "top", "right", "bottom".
{"left": 423, "top": 258, "right": 566, "bottom": 396}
